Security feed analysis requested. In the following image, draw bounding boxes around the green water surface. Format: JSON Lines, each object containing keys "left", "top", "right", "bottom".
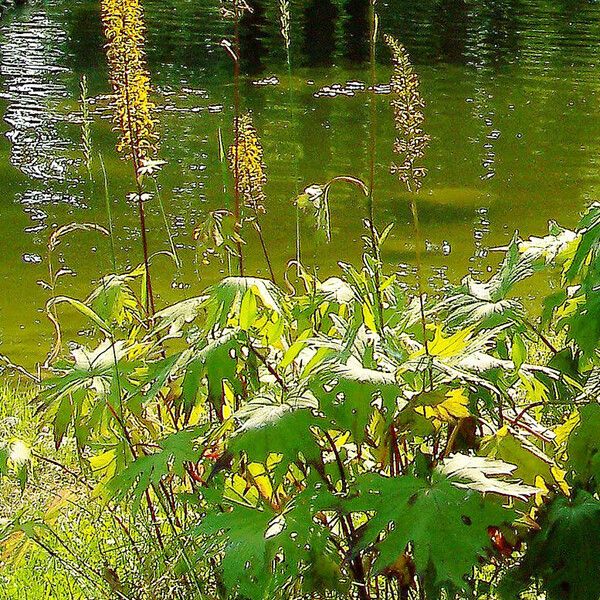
{"left": 0, "top": 0, "right": 598, "bottom": 365}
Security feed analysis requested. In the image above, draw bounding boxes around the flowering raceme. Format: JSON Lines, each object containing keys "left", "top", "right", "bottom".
{"left": 227, "top": 113, "right": 267, "bottom": 214}
{"left": 385, "top": 34, "right": 430, "bottom": 193}
{"left": 101, "top": 0, "right": 158, "bottom": 166}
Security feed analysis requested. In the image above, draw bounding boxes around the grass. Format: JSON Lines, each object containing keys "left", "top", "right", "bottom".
{"left": 0, "top": 384, "right": 120, "bottom": 600}
{"left": 0, "top": 383, "right": 84, "bottom": 599}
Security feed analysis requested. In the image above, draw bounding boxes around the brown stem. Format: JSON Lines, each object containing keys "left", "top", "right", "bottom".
{"left": 339, "top": 513, "right": 370, "bottom": 600}
{"left": 389, "top": 424, "right": 403, "bottom": 475}
{"left": 144, "top": 488, "right": 165, "bottom": 551}
{"left": 253, "top": 220, "right": 276, "bottom": 284}
{"left": 120, "top": 35, "right": 155, "bottom": 315}
{"left": 409, "top": 195, "right": 429, "bottom": 357}
{"left": 408, "top": 191, "right": 433, "bottom": 393}
{"left": 135, "top": 175, "right": 156, "bottom": 315}
{"left": 310, "top": 454, "right": 370, "bottom": 598}
{"left": 323, "top": 429, "right": 347, "bottom": 493}
{"left": 522, "top": 318, "right": 558, "bottom": 355}
{"left": 247, "top": 343, "right": 287, "bottom": 390}
{"left": 512, "top": 401, "right": 545, "bottom": 425}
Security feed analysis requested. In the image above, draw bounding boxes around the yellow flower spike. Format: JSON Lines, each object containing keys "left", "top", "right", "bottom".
{"left": 101, "top": 0, "right": 159, "bottom": 165}
{"left": 227, "top": 113, "right": 267, "bottom": 213}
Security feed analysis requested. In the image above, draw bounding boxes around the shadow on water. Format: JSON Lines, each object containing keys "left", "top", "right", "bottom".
{"left": 302, "top": 0, "right": 338, "bottom": 66}
{"left": 1, "top": 0, "right": 599, "bottom": 364}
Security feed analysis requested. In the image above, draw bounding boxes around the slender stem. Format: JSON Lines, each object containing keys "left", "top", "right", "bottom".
{"left": 144, "top": 488, "right": 165, "bottom": 551}
{"left": 122, "top": 71, "right": 155, "bottom": 314}
{"left": 117, "top": 6, "right": 155, "bottom": 314}
{"left": 522, "top": 317, "right": 558, "bottom": 355}
{"left": 323, "top": 429, "right": 347, "bottom": 493}
{"left": 233, "top": 4, "right": 244, "bottom": 275}
{"left": 312, "top": 443, "right": 370, "bottom": 600}
{"left": 511, "top": 401, "right": 545, "bottom": 426}
{"left": 338, "top": 513, "right": 370, "bottom": 600}
{"left": 153, "top": 178, "right": 181, "bottom": 268}
{"left": 100, "top": 155, "right": 118, "bottom": 274}
{"left": 28, "top": 535, "right": 106, "bottom": 596}
{"left": 367, "top": 0, "right": 384, "bottom": 334}
{"left": 409, "top": 194, "right": 429, "bottom": 359}
{"left": 253, "top": 219, "right": 276, "bottom": 283}
{"left": 287, "top": 46, "right": 301, "bottom": 274}
{"left": 248, "top": 343, "right": 287, "bottom": 390}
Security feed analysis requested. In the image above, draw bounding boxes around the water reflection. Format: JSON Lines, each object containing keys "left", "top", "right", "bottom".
{"left": 433, "top": 0, "right": 469, "bottom": 65}
{"left": 302, "top": 0, "right": 338, "bottom": 66}
{"left": 343, "top": 0, "right": 369, "bottom": 63}
{"left": 0, "top": 8, "right": 73, "bottom": 182}
{"left": 240, "top": 1, "right": 268, "bottom": 74}
{"left": 1, "top": 0, "right": 600, "bottom": 365}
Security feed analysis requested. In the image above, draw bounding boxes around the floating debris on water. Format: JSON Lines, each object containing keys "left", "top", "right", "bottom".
{"left": 181, "top": 87, "right": 209, "bottom": 97}
{"left": 252, "top": 76, "right": 279, "bottom": 86}
{"left": 313, "top": 80, "right": 391, "bottom": 99}
{"left": 22, "top": 253, "right": 42, "bottom": 264}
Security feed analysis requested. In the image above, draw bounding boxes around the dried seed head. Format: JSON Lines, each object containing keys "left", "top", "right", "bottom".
{"left": 279, "top": 0, "right": 291, "bottom": 51}
{"left": 385, "top": 34, "right": 430, "bottom": 193}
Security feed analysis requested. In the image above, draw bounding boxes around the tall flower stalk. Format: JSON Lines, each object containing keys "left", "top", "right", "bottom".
{"left": 227, "top": 113, "right": 276, "bottom": 283}
{"left": 386, "top": 35, "right": 431, "bottom": 356}
{"left": 366, "top": 0, "right": 384, "bottom": 332}
{"left": 221, "top": 0, "right": 252, "bottom": 276}
{"left": 279, "top": 0, "right": 302, "bottom": 274}
{"left": 101, "top": 0, "right": 159, "bottom": 314}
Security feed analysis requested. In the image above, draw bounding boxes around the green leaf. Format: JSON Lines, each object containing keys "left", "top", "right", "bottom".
{"left": 47, "top": 296, "right": 112, "bottom": 336}
{"left": 567, "top": 403, "right": 600, "bottom": 491}
{"left": 108, "top": 428, "right": 204, "bottom": 512}
{"left": 205, "top": 277, "right": 284, "bottom": 331}
{"left": 438, "top": 454, "right": 540, "bottom": 500}
{"left": 199, "top": 331, "right": 246, "bottom": 413}
{"left": 198, "top": 504, "right": 275, "bottom": 598}
{"left": 511, "top": 333, "right": 527, "bottom": 371}
{"left": 480, "top": 426, "right": 555, "bottom": 486}
{"left": 562, "top": 204, "right": 600, "bottom": 361}
{"left": 88, "top": 275, "right": 140, "bottom": 325}
{"left": 180, "top": 357, "right": 204, "bottom": 421}
{"left": 231, "top": 408, "right": 321, "bottom": 467}
{"left": 239, "top": 289, "right": 258, "bottom": 331}
{"left": 152, "top": 296, "right": 208, "bottom": 337}
{"left": 311, "top": 363, "right": 404, "bottom": 443}
{"left": 500, "top": 491, "right": 600, "bottom": 600}
{"left": 53, "top": 394, "right": 72, "bottom": 450}
{"left": 271, "top": 485, "right": 343, "bottom": 593}
{"left": 0, "top": 447, "right": 9, "bottom": 476}
{"left": 346, "top": 473, "right": 514, "bottom": 592}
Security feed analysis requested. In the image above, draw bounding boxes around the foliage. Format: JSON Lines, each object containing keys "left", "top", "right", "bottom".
{"left": 2, "top": 2, "right": 600, "bottom": 596}
{"left": 1, "top": 202, "right": 598, "bottom": 599}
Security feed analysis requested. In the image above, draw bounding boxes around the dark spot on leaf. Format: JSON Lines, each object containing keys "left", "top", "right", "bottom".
{"left": 408, "top": 493, "right": 418, "bottom": 506}
{"left": 461, "top": 515, "right": 472, "bottom": 526}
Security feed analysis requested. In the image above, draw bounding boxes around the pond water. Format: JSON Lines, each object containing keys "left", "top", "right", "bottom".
{"left": 1, "top": 0, "right": 599, "bottom": 365}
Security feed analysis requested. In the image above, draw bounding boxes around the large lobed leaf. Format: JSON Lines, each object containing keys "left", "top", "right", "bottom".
{"left": 346, "top": 472, "right": 514, "bottom": 592}
{"left": 500, "top": 490, "right": 600, "bottom": 600}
